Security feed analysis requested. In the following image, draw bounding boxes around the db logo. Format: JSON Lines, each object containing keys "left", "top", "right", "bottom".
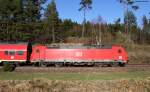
{"left": 11, "top": 56, "right": 14, "bottom": 59}
{"left": 75, "top": 52, "right": 83, "bottom": 57}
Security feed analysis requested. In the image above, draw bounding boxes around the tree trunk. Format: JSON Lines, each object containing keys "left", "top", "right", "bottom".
{"left": 52, "top": 26, "right": 55, "bottom": 43}
{"left": 82, "top": 9, "right": 86, "bottom": 38}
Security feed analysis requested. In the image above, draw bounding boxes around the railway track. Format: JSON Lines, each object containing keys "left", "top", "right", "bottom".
{"left": 0, "top": 64, "right": 150, "bottom": 73}
{"left": 14, "top": 64, "right": 150, "bottom": 73}
{"left": 127, "top": 64, "right": 150, "bottom": 67}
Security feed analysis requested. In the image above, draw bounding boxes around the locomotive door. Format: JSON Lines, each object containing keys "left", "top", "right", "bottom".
{"left": 31, "top": 46, "right": 46, "bottom": 62}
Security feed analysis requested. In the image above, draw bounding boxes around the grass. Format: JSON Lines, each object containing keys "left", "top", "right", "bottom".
{"left": 0, "top": 70, "right": 149, "bottom": 80}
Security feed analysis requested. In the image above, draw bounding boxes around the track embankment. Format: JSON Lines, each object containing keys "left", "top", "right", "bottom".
{"left": 0, "top": 64, "right": 149, "bottom": 73}
{"left": 9, "top": 64, "right": 149, "bottom": 73}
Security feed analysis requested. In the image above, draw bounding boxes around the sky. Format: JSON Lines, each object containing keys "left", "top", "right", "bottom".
{"left": 43, "top": 0, "right": 150, "bottom": 25}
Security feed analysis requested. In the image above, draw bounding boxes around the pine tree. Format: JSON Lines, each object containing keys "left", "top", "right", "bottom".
{"left": 142, "top": 15, "right": 150, "bottom": 43}
{"left": 124, "top": 10, "right": 137, "bottom": 30}
{"left": 0, "top": 0, "right": 23, "bottom": 42}
{"left": 44, "top": 0, "right": 60, "bottom": 43}
{"left": 0, "top": 0, "right": 47, "bottom": 42}
{"left": 0, "top": 0, "right": 22, "bottom": 22}
{"left": 124, "top": 10, "right": 137, "bottom": 43}
{"left": 142, "top": 15, "right": 149, "bottom": 32}
{"left": 22, "top": 0, "right": 46, "bottom": 23}
{"left": 79, "top": 0, "right": 92, "bottom": 38}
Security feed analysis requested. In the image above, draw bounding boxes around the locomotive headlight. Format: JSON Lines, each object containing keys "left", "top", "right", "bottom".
{"left": 119, "top": 56, "right": 122, "bottom": 59}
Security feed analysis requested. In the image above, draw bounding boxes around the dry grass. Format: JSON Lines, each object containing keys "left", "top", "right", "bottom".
{"left": 0, "top": 70, "right": 150, "bottom": 80}
{"left": 65, "top": 37, "right": 93, "bottom": 44}
{"left": 0, "top": 78, "right": 150, "bottom": 92}
{"left": 124, "top": 44, "right": 150, "bottom": 64}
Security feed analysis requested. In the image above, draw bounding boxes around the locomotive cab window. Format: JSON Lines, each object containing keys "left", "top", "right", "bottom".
{"left": 118, "top": 49, "right": 122, "bottom": 53}
{"left": 36, "top": 49, "right": 40, "bottom": 53}
{"left": 17, "top": 51, "right": 24, "bottom": 55}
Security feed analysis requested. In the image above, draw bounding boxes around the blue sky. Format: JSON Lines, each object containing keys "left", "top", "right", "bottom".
{"left": 43, "top": 0, "right": 150, "bottom": 25}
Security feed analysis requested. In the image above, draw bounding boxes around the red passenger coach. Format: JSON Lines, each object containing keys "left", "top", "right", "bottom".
{"left": 31, "top": 45, "right": 128, "bottom": 67}
{"left": 0, "top": 44, "right": 27, "bottom": 64}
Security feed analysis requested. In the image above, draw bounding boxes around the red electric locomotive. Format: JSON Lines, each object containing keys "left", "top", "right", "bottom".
{"left": 31, "top": 44, "right": 128, "bottom": 67}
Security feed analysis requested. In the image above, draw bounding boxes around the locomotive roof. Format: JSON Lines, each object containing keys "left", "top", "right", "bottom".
{"left": 0, "top": 43, "right": 27, "bottom": 50}
{"left": 0, "top": 42, "right": 28, "bottom": 45}
{"left": 47, "top": 44, "right": 113, "bottom": 49}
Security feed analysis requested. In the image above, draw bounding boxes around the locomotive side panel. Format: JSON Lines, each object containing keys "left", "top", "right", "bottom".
{"left": 30, "top": 45, "right": 128, "bottom": 66}
{"left": 45, "top": 48, "right": 114, "bottom": 62}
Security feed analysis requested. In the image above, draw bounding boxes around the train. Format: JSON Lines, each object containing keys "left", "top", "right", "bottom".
{"left": 0, "top": 43, "right": 128, "bottom": 67}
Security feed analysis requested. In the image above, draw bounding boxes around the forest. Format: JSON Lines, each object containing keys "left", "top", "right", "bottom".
{"left": 0, "top": 0, "right": 150, "bottom": 45}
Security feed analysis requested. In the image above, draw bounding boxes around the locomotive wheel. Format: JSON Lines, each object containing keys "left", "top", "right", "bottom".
{"left": 55, "top": 63, "right": 63, "bottom": 67}
{"left": 40, "top": 62, "right": 48, "bottom": 67}
{"left": 33, "top": 62, "right": 48, "bottom": 67}
{"left": 107, "top": 64, "right": 112, "bottom": 67}
{"left": 94, "top": 63, "right": 103, "bottom": 67}
{"left": 119, "top": 63, "right": 125, "bottom": 67}
{"left": 86, "top": 62, "right": 94, "bottom": 66}
{"left": 33, "top": 62, "right": 40, "bottom": 67}
{"left": 111, "top": 62, "right": 119, "bottom": 67}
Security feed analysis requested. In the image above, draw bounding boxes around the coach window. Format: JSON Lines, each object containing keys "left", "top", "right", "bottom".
{"left": 5, "top": 51, "right": 9, "bottom": 55}
{"left": 17, "top": 51, "right": 24, "bottom": 55}
{"left": 5, "top": 51, "right": 15, "bottom": 55}
{"left": 9, "top": 51, "right": 15, "bottom": 55}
